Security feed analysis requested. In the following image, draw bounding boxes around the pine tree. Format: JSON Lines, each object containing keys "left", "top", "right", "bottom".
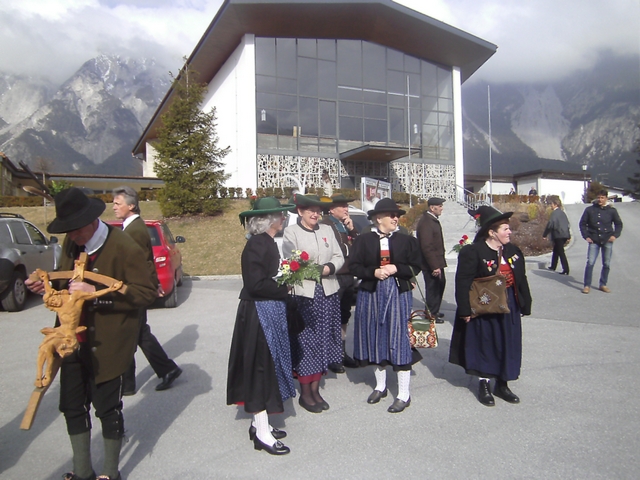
{"left": 626, "top": 124, "right": 640, "bottom": 200}
{"left": 153, "top": 63, "right": 230, "bottom": 216}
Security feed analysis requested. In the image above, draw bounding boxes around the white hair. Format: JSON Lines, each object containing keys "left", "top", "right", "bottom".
{"left": 247, "top": 213, "right": 282, "bottom": 235}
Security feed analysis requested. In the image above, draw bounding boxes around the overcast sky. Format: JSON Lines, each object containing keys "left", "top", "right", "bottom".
{"left": 1, "top": 0, "right": 638, "bottom": 85}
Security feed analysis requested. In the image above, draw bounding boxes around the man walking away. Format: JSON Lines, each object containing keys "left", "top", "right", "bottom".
{"left": 113, "top": 186, "right": 183, "bottom": 393}
{"left": 579, "top": 189, "right": 623, "bottom": 294}
{"left": 416, "top": 197, "right": 447, "bottom": 323}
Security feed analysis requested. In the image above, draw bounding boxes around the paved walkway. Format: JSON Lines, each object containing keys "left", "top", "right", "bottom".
{"left": 1, "top": 203, "right": 638, "bottom": 479}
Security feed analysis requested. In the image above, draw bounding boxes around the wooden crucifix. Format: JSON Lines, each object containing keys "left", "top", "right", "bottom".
{"left": 20, "top": 253, "right": 126, "bottom": 430}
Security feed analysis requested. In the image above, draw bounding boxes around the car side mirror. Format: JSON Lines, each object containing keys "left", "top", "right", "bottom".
{"left": 49, "top": 236, "right": 59, "bottom": 244}
{"left": 175, "top": 236, "right": 186, "bottom": 243}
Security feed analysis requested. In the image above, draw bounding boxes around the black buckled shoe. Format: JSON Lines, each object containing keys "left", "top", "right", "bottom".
{"left": 249, "top": 425, "right": 287, "bottom": 441}
{"left": 155, "top": 367, "right": 182, "bottom": 391}
{"left": 387, "top": 397, "right": 411, "bottom": 413}
{"left": 366, "top": 389, "right": 388, "bottom": 404}
{"left": 494, "top": 381, "right": 520, "bottom": 404}
{"left": 253, "top": 437, "right": 290, "bottom": 455}
{"left": 478, "top": 380, "right": 495, "bottom": 406}
{"left": 63, "top": 472, "right": 96, "bottom": 480}
{"left": 328, "top": 362, "right": 345, "bottom": 374}
{"left": 343, "top": 353, "right": 358, "bottom": 369}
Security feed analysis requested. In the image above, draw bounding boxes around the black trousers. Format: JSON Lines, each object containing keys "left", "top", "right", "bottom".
{"left": 123, "top": 308, "right": 177, "bottom": 389}
{"left": 422, "top": 269, "right": 446, "bottom": 316}
{"left": 551, "top": 238, "right": 569, "bottom": 273}
{"left": 59, "top": 345, "right": 124, "bottom": 439}
{"left": 336, "top": 274, "right": 356, "bottom": 325}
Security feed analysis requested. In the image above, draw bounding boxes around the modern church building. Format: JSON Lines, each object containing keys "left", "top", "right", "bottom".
{"left": 134, "top": 0, "right": 496, "bottom": 200}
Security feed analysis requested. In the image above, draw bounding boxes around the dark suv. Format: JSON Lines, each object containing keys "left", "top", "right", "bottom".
{"left": 0, "top": 213, "right": 60, "bottom": 311}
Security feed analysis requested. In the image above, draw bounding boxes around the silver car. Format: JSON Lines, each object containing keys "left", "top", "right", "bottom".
{"left": 0, "top": 214, "right": 60, "bottom": 311}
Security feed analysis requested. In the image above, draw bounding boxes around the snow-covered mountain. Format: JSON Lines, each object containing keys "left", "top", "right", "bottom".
{"left": 463, "top": 52, "right": 640, "bottom": 187}
{"left": 0, "top": 55, "right": 170, "bottom": 176}
{"left": 1, "top": 51, "right": 638, "bottom": 188}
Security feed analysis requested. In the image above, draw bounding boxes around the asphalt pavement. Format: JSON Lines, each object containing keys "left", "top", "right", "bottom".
{"left": 1, "top": 202, "right": 639, "bottom": 479}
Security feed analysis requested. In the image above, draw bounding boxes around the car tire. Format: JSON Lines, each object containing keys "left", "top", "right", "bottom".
{"left": 163, "top": 280, "right": 178, "bottom": 308}
{"left": 1, "top": 270, "right": 27, "bottom": 312}
{"left": 176, "top": 266, "right": 183, "bottom": 287}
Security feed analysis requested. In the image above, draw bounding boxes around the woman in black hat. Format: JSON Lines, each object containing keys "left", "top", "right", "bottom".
{"left": 349, "top": 198, "right": 423, "bottom": 413}
{"left": 449, "top": 205, "right": 532, "bottom": 406}
{"left": 227, "top": 197, "right": 296, "bottom": 455}
{"left": 282, "top": 194, "right": 344, "bottom": 413}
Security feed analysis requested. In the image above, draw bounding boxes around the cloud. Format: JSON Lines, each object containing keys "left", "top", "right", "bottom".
{"left": 0, "top": 0, "right": 222, "bottom": 83}
{"left": 1, "top": 0, "right": 638, "bottom": 85}
{"left": 396, "top": 0, "right": 640, "bottom": 83}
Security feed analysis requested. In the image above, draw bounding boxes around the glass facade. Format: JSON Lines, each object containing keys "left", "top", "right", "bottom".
{"left": 255, "top": 37, "right": 454, "bottom": 161}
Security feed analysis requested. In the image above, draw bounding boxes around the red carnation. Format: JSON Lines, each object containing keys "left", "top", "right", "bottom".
{"left": 290, "top": 261, "right": 300, "bottom": 271}
{"left": 282, "top": 260, "right": 289, "bottom": 265}
{"left": 459, "top": 240, "right": 464, "bottom": 245}
{"left": 462, "top": 234, "right": 468, "bottom": 240}
{"left": 300, "top": 251, "right": 309, "bottom": 261}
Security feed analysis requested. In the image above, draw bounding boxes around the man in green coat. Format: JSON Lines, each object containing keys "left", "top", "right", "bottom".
{"left": 113, "top": 186, "right": 182, "bottom": 394}
{"left": 26, "top": 188, "right": 157, "bottom": 480}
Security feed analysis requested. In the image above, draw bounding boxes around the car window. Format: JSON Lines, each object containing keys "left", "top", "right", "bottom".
{"left": 0, "top": 223, "right": 12, "bottom": 244}
{"left": 147, "top": 226, "right": 161, "bottom": 247}
{"left": 161, "top": 224, "right": 176, "bottom": 246}
{"left": 351, "top": 213, "right": 370, "bottom": 233}
{"left": 7, "top": 221, "right": 31, "bottom": 245}
{"left": 24, "top": 222, "right": 47, "bottom": 245}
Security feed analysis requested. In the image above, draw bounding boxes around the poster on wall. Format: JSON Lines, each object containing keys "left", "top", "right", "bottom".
{"left": 361, "top": 177, "right": 391, "bottom": 214}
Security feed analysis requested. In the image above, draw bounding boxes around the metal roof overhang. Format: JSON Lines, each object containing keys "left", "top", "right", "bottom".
{"left": 340, "top": 144, "right": 410, "bottom": 162}
{"left": 133, "top": 0, "right": 497, "bottom": 155}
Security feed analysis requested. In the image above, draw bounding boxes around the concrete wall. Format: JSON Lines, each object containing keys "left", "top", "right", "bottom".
{"left": 538, "top": 178, "right": 585, "bottom": 204}
{"left": 202, "top": 34, "right": 257, "bottom": 190}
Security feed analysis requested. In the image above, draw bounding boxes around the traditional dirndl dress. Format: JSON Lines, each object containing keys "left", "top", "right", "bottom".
{"left": 353, "top": 277, "right": 414, "bottom": 368}
{"left": 227, "top": 299, "right": 296, "bottom": 414}
{"left": 290, "top": 283, "right": 342, "bottom": 377}
{"left": 462, "top": 262, "right": 523, "bottom": 381}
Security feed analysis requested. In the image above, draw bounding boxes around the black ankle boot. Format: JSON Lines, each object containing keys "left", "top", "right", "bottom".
{"left": 478, "top": 379, "right": 495, "bottom": 406}
{"left": 494, "top": 380, "right": 520, "bottom": 404}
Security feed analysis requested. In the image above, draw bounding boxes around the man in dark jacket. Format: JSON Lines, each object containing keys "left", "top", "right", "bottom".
{"left": 579, "top": 189, "right": 623, "bottom": 294}
{"left": 113, "top": 186, "right": 182, "bottom": 393}
{"left": 25, "top": 188, "right": 157, "bottom": 480}
{"left": 321, "top": 194, "right": 359, "bottom": 373}
{"left": 416, "top": 198, "right": 447, "bottom": 323}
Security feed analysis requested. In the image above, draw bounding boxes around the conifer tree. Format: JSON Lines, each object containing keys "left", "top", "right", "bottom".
{"left": 153, "top": 62, "right": 230, "bottom": 216}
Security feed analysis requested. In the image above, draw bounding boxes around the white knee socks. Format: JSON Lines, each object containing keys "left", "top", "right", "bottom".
{"left": 397, "top": 370, "right": 411, "bottom": 402}
{"left": 253, "top": 410, "right": 276, "bottom": 445}
{"left": 374, "top": 367, "right": 387, "bottom": 392}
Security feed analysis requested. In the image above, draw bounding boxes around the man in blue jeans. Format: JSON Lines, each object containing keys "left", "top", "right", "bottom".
{"left": 579, "top": 189, "right": 623, "bottom": 294}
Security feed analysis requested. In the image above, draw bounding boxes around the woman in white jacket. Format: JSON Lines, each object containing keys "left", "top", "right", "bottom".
{"left": 283, "top": 194, "right": 344, "bottom": 413}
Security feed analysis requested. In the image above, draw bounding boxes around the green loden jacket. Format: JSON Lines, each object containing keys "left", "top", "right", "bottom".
{"left": 55, "top": 223, "right": 158, "bottom": 384}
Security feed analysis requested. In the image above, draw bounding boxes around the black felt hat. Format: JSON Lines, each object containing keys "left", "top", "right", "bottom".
{"left": 427, "top": 197, "right": 445, "bottom": 206}
{"left": 47, "top": 188, "right": 106, "bottom": 234}
{"left": 468, "top": 205, "right": 513, "bottom": 242}
{"left": 367, "top": 198, "right": 406, "bottom": 219}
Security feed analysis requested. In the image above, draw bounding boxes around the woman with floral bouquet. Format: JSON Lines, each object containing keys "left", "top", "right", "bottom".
{"left": 282, "top": 194, "right": 344, "bottom": 413}
{"left": 227, "top": 197, "right": 296, "bottom": 455}
{"left": 349, "top": 198, "right": 423, "bottom": 413}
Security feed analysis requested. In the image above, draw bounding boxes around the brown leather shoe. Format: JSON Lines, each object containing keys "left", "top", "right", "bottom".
{"left": 599, "top": 286, "right": 611, "bottom": 293}
{"left": 581, "top": 286, "right": 590, "bottom": 294}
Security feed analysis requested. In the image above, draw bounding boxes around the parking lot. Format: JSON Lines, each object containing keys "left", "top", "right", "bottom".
{"left": 1, "top": 202, "right": 639, "bottom": 479}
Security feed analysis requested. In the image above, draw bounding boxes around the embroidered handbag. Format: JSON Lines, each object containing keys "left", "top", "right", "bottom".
{"left": 408, "top": 310, "right": 438, "bottom": 348}
{"left": 469, "top": 274, "right": 510, "bottom": 318}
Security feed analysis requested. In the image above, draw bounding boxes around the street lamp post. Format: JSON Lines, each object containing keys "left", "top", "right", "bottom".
{"left": 582, "top": 164, "right": 588, "bottom": 203}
